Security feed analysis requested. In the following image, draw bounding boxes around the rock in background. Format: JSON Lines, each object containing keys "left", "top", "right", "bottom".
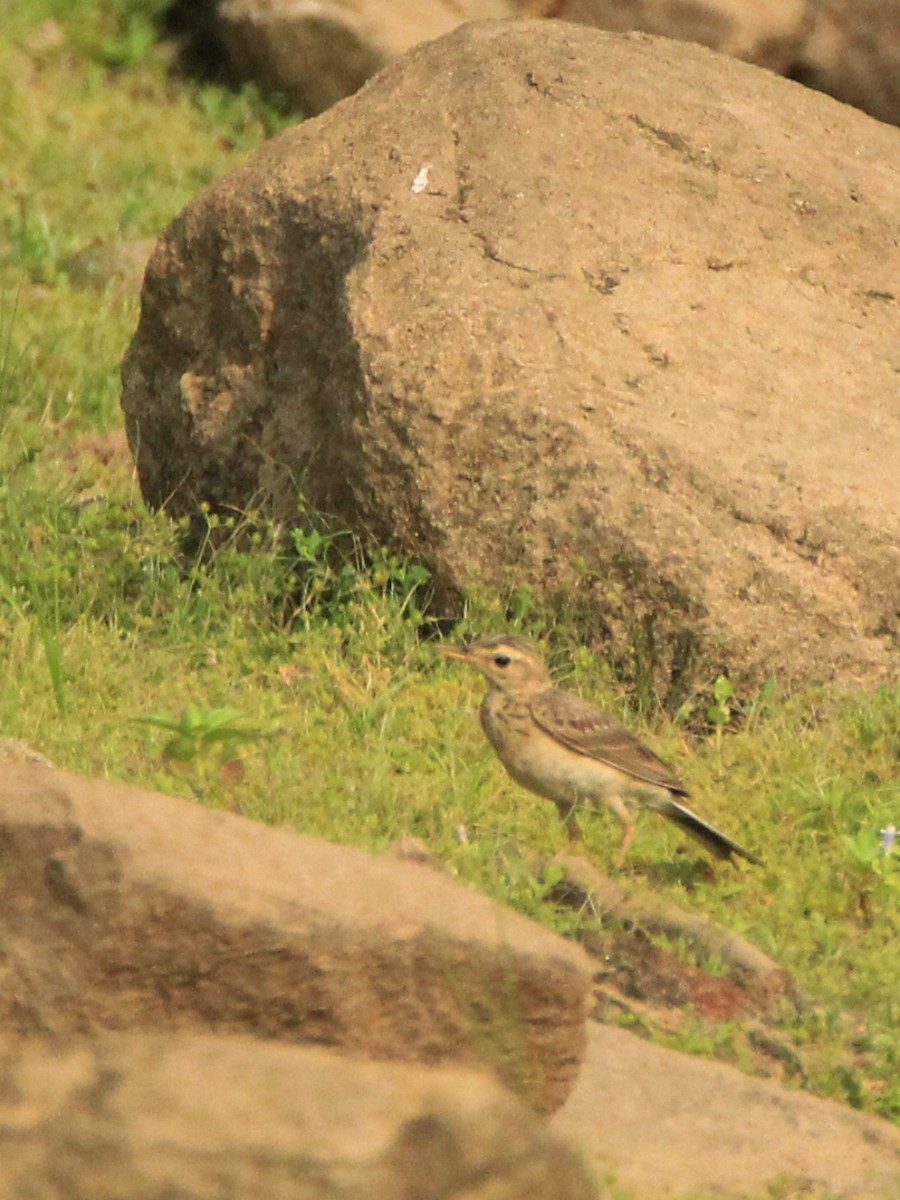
{"left": 792, "top": 0, "right": 900, "bottom": 127}
{"left": 217, "top": 0, "right": 516, "bottom": 116}
{"left": 541, "top": 1, "right": 900, "bottom": 128}
{"left": 121, "top": 21, "right": 900, "bottom": 696}
{"left": 209, "top": 0, "right": 900, "bottom": 126}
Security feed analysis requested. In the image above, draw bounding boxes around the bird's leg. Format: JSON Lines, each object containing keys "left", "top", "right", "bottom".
{"left": 561, "top": 800, "right": 582, "bottom": 846}
{"left": 616, "top": 819, "right": 636, "bottom": 868}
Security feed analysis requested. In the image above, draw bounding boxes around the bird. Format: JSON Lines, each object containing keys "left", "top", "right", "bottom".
{"left": 440, "top": 634, "right": 763, "bottom": 868}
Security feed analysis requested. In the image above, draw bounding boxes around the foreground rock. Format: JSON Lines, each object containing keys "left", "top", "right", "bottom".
{"left": 3, "top": 758, "right": 898, "bottom": 1197}
{"left": 0, "top": 1033, "right": 597, "bottom": 1199}
{"left": 0, "top": 761, "right": 589, "bottom": 1113}
{"left": 554, "top": 1026, "right": 900, "bottom": 1199}
{"left": 122, "top": 22, "right": 900, "bottom": 696}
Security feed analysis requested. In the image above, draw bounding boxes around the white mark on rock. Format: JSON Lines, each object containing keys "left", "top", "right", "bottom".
{"left": 411, "top": 164, "right": 431, "bottom": 194}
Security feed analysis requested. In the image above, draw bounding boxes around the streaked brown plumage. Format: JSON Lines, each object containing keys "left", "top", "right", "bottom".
{"left": 441, "top": 634, "right": 763, "bottom": 868}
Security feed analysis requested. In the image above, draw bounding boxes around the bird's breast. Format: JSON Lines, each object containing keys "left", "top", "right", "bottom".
{"left": 480, "top": 693, "right": 629, "bottom": 804}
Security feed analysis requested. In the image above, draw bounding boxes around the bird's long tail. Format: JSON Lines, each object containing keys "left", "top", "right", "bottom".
{"left": 657, "top": 798, "right": 765, "bottom": 866}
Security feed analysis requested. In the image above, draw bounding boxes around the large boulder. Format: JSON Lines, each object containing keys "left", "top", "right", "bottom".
{"left": 121, "top": 21, "right": 900, "bottom": 695}
{"left": 0, "top": 1032, "right": 597, "bottom": 1199}
{"left": 0, "top": 761, "right": 590, "bottom": 1113}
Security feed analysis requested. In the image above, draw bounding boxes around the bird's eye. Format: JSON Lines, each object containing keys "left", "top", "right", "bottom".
{"left": 493, "top": 654, "right": 511, "bottom": 667}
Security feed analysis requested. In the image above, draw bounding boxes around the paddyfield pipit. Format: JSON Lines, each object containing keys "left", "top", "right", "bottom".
{"left": 441, "top": 634, "right": 763, "bottom": 868}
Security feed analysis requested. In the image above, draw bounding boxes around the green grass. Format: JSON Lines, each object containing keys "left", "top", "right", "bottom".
{"left": 1, "top": 0, "right": 899, "bottom": 1152}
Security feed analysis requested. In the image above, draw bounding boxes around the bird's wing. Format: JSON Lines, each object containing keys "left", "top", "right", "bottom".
{"left": 529, "top": 687, "right": 688, "bottom": 795}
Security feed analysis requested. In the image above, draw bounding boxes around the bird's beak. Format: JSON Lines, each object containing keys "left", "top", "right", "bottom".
{"left": 437, "top": 643, "right": 469, "bottom": 661}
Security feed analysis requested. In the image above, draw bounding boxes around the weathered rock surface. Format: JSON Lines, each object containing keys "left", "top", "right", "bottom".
{"left": 211, "top": 0, "right": 900, "bottom": 126}
{"left": 0, "top": 1032, "right": 597, "bottom": 1199}
{"left": 0, "top": 761, "right": 590, "bottom": 1112}
{"left": 121, "top": 21, "right": 900, "bottom": 696}
{"left": 554, "top": 1025, "right": 900, "bottom": 1199}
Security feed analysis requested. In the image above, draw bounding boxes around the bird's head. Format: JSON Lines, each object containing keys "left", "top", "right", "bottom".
{"left": 439, "top": 635, "right": 551, "bottom": 694}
